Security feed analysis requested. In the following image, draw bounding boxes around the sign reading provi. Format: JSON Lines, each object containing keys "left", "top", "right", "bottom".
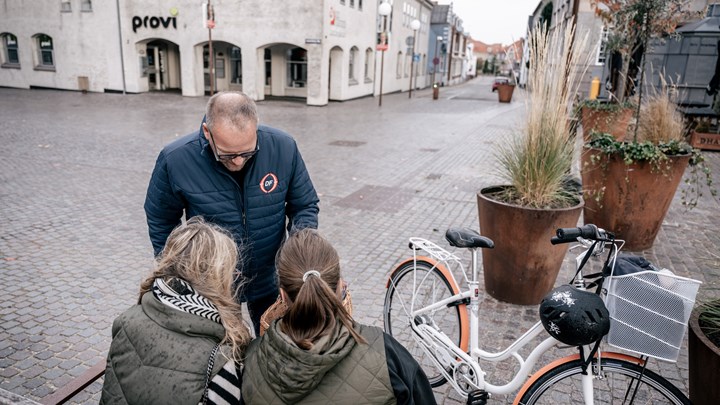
{"left": 132, "top": 16, "right": 178, "bottom": 33}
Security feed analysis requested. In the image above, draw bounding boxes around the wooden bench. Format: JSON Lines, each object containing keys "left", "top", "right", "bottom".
{"left": 40, "top": 360, "right": 105, "bottom": 405}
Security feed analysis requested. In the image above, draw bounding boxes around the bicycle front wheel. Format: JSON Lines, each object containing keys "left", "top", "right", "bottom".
{"left": 516, "top": 355, "right": 690, "bottom": 404}
{"left": 383, "top": 259, "right": 467, "bottom": 387}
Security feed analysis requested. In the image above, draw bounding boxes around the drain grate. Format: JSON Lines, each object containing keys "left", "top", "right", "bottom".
{"left": 329, "top": 140, "right": 366, "bottom": 147}
{"left": 335, "top": 185, "right": 414, "bottom": 213}
{"left": 426, "top": 173, "right": 442, "bottom": 180}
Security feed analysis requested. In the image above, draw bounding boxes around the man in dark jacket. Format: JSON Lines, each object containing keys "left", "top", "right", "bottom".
{"left": 144, "top": 91, "right": 319, "bottom": 334}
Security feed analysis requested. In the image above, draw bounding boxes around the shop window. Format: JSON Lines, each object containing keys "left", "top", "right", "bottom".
{"left": 1, "top": 33, "right": 20, "bottom": 67}
{"left": 364, "top": 48, "right": 373, "bottom": 81}
{"left": 596, "top": 26, "right": 609, "bottom": 65}
{"left": 349, "top": 46, "right": 358, "bottom": 83}
{"left": 81, "top": 0, "right": 92, "bottom": 12}
{"left": 286, "top": 47, "right": 307, "bottom": 88}
{"left": 215, "top": 57, "right": 225, "bottom": 78}
{"left": 34, "top": 34, "right": 55, "bottom": 70}
{"left": 264, "top": 49, "right": 271, "bottom": 86}
{"left": 230, "top": 47, "right": 242, "bottom": 84}
{"left": 61, "top": 0, "right": 71, "bottom": 12}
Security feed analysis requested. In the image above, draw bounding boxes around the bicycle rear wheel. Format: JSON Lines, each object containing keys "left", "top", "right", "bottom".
{"left": 516, "top": 356, "right": 690, "bottom": 404}
{"left": 383, "top": 259, "right": 466, "bottom": 387}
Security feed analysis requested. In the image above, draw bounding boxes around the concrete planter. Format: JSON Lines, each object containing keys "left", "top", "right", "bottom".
{"left": 477, "top": 186, "right": 583, "bottom": 305}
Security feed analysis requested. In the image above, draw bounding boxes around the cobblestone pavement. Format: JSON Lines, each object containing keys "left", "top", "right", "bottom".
{"left": 1, "top": 78, "right": 719, "bottom": 404}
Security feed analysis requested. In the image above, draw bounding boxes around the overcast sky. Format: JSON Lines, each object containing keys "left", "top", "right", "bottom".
{"left": 436, "top": 0, "right": 541, "bottom": 45}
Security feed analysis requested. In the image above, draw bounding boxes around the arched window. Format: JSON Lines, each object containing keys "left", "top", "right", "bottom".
{"left": 349, "top": 46, "right": 358, "bottom": 82}
{"left": 396, "top": 51, "right": 403, "bottom": 78}
{"left": 34, "top": 34, "right": 55, "bottom": 68}
{"left": 1, "top": 33, "right": 19, "bottom": 66}
{"left": 405, "top": 53, "right": 411, "bottom": 77}
{"left": 286, "top": 47, "right": 307, "bottom": 88}
{"left": 230, "top": 46, "right": 242, "bottom": 84}
{"left": 364, "top": 47, "right": 373, "bottom": 81}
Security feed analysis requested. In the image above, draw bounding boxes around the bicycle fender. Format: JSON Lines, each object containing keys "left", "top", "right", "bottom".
{"left": 512, "top": 351, "right": 647, "bottom": 405}
{"left": 387, "top": 256, "right": 470, "bottom": 353}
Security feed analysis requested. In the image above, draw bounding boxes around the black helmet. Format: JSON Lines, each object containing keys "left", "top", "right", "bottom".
{"left": 539, "top": 285, "right": 610, "bottom": 346}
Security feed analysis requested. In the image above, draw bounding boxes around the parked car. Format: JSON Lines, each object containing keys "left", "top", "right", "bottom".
{"left": 492, "top": 76, "right": 510, "bottom": 92}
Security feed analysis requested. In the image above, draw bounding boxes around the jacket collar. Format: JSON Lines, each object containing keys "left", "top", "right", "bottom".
{"left": 140, "top": 292, "right": 226, "bottom": 341}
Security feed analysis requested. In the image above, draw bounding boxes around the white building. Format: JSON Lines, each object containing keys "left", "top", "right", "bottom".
{"left": 0, "top": 0, "right": 433, "bottom": 106}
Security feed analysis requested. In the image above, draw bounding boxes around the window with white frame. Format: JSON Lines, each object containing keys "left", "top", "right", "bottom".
{"left": 365, "top": 48, "right": 373, "bottom": 81}
{"left": 396, "top": 51, "right": 402, "bottom": 78}
{"left": 81, "top": 0, "right": 92, "bottom": 12}
{"left": 596, "top": 26, "right": 609, "bottom": 65}
{"left": 230, "top": 46, "right": 242, "bottom": 84}
{"left": 35, "top": 34, "right": 55, "bottom": 68}
{"left": 1, "top": 33, "right": 20, "bottom": 66}
{"left": 286, "top": 47, "right": 307, "bottom": 87}
{"left": 61, "top": 0, "right": 71, "bottom": 12}
{"left": 349, "top": 46, "right": 358, "bottom": 81}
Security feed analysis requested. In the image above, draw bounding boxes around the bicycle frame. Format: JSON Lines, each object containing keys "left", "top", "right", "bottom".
{"left": 393, "top": 236, "right": 614, "bottom": 403}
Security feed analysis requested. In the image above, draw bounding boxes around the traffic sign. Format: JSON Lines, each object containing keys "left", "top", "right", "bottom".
{"left": 413, "top": 54, "right": 420, "bottom": 62}
{"left": 433, "top": 57, "right": 439, "bottom": 65}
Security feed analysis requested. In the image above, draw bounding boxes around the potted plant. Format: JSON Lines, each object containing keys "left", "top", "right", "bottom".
{"left": 496, "top": 76, "right": 516, "bottom": 103}
{"left": 579, "top": 99, "right": 636, "bottom": 141}
{"left": 690, "top": 117, "right": 720, "bottom": 151}
{"left": 581, "top": 0, "right": 715, "bottom": 250}
{"left": 689, "top": 293, "right": 720, "bottom": 405}
{"left": 477, "top": 22, "right": 592, "bottom": 305}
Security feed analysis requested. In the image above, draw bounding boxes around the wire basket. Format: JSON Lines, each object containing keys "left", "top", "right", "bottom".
{"left": 605, "top": 270, "right": 701, "bottom": 362}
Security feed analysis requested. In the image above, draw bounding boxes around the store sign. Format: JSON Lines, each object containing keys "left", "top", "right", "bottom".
{"left": 132, "top": 15, "right": 177, "bottom": 33}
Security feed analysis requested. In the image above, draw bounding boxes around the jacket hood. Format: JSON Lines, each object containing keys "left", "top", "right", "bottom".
{"left": 257, "top": 320, "right": 356, "bottom": 403}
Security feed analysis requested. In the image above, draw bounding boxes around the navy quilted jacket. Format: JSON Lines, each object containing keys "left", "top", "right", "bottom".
{"left": 144, "top": 123, "right": 319, "bottom": 301}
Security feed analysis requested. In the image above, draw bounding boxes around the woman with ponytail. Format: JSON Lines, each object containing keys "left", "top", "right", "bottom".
{"left": 242, "top": 229, "right": 435, "bottom": 404}
{"left": 101, "top": 217, "right": 251, "bottom": 405}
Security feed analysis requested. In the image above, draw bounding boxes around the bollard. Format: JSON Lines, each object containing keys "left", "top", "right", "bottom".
{"left": 589, "top": 76, "right": 600, "bottom": 100}
{"left": 432, "top": 83, "right": 439, "bottom": 100}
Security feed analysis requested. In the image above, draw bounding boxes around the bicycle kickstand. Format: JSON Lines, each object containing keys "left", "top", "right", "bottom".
{"left": 466, "top": 390, "right": 489, "bottom": 405}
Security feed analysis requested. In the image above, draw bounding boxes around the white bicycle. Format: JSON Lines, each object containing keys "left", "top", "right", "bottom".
{"left": 383, "top": 225, "right": 700, "bottom": 404}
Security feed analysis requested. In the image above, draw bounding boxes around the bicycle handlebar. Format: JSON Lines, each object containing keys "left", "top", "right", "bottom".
{"left": 551, "top": 224, "right": 600, "bottom": 245}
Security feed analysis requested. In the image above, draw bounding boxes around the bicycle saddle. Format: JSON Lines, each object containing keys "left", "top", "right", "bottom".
{"left": 445, "top": 227, "right": 494, "bottom": 249}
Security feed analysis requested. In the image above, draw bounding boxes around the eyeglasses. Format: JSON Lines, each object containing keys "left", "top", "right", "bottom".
{"left": 205, "top": 125, "right": 259, "bottom": 162}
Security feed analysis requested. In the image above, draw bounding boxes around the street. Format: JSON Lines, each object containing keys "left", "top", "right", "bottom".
{"left": 1, "top": 76, "right": 719, "bottom": 404}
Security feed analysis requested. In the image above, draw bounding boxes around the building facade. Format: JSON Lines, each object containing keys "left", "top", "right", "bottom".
{"left": 0, "top": 0, "right": 436, "bottom": 105}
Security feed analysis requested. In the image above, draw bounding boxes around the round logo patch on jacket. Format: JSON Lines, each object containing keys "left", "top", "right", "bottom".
{"left": 260, "top": 173, "right": 278, "bottom": 193}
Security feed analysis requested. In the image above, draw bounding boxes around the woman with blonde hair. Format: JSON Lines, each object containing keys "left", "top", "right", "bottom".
{"left": 101, "top": 217, "right": 251, "bottom": 405}
{"left": 242, "top": 229, "right": 435, "bottom": 404}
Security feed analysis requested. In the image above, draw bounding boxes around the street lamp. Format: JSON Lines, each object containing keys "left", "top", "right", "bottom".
{"left": 378, "top": 1, "right": 392, "bottom": 107}
{"left": 408, "top": 19, "right": 420, "bottom": 99}
{"left": 432, "top": 36, "right": 442, "bottom": 100}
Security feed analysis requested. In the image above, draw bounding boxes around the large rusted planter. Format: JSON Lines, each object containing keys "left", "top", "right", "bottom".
{"left": 497, "top": 84, "right": 515, "bottom": 103}
{"left": 581, "top": 148, "right": 690, "bottom": 251}
{"left": 477, "top": 186, "right": 583, "bottom": 305}
{"left": 689, "top": 303, "right": 720, "bottom": 405}
{"left": 581, "top": 106, "right": 633, "bottom": 141}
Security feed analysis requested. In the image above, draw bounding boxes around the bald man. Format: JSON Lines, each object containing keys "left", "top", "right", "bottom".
{"left": 144, "top": 91, "right": 319, "bottom": 334}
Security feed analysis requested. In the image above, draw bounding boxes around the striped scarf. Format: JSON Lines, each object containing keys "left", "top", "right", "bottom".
{"left": 152, "top": 278, "right": 221, "bottom": 324}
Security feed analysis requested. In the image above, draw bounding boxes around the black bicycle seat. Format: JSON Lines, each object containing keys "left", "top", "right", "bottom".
{"left": 445, "top": 227, "right": 494, "bottom": 249}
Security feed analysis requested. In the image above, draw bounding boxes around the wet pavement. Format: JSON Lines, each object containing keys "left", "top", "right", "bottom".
{"left": 1, "top": 77, "right": 719, "bottom": 404}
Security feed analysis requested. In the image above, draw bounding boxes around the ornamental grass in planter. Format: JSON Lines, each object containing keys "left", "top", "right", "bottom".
{"left": 477, "top": 22, "right": 591, "bottom": 305}
{"left": 582, "top": 79, "right": 715, "bottom": 250}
